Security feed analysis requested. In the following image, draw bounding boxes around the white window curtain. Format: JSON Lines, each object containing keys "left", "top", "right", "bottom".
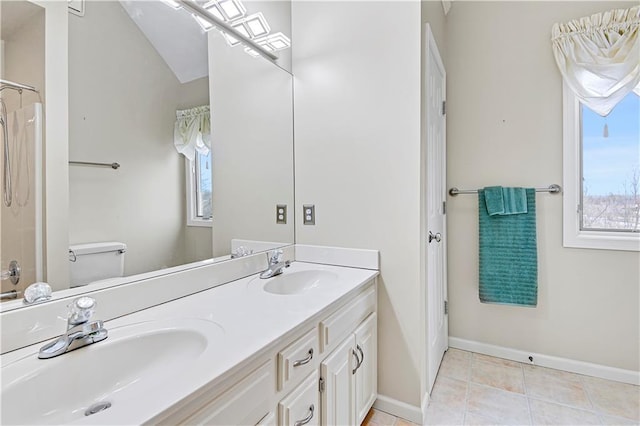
{"left": 552, "top": 6, "right": 639, "bottom": 116}
{"left": 174, "top": 105, "right": 211, "bottom": 161}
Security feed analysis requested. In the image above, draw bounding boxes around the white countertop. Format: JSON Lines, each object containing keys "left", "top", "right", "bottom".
{"left": 1, "top": 261, "right": 378, "bottom": 425}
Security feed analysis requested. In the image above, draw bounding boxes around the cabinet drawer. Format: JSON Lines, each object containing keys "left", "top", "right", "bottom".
{"left": 278, "top": 371, "right": 319, "bottom": 426}
{"left": 257, "top": 412, "right": 276, "bottom": 426}
{"left": 278, "top": 328, "right": 319, "bottom": 391}
{"left": 319, "top": 285, "right": 375, "bottom": 352}
{"left": 182, "top": 361, "right": 273, "bottom": 425}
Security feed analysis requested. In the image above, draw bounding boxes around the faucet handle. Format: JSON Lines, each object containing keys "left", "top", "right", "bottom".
{"left": 269, "top": 249, "right": 284, "bottom": 265}
{"left": 68, "top": 296, "right": 97, "bottom": 326}
{"left": 23, "top": 282, "right": 52, "bottom": 305}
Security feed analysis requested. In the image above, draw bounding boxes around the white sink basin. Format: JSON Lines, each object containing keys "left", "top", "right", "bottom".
{"left": 257, "top": 270, "right": 339, "bottom": 295}
{"left": 1, "top": 318, "right": 223, "bottom": 425}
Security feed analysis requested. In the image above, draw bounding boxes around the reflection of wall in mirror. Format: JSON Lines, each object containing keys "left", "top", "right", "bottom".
{"left": 0, "top": 3, "right": 45, "bottom": 298}
{"left": 68, "top": 1, "right": 212, "bottom": 278}
{"left": 208, "top": 29, "right": 294, "bottom": 258}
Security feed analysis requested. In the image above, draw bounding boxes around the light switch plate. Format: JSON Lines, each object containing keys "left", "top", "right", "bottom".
{"left": 303, "top": 204, "right": 315, "bottom": 225}
{"left": 276, "top": 204, "right": 287, "bottom": 224}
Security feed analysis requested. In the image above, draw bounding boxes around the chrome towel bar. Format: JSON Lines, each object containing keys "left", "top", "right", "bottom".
{"left": 449, "top": 184, "right": 561, "bottom": 196}
{"left": 69, "top": 161, "right": 120, "bottom": 169}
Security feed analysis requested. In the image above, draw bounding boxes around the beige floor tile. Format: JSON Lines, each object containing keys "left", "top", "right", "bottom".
{"left": 582, "top": 376, "right": 640, "bottom": 421}
{"left": 431, "top": 376, "right": 469, "bottom": 411}
{"left": 425, "top": 401, "right": 465, "bottom": 425}
{"left": 464, "top": 411, "right": 526, "bottom": 426}
{"left": 463, "top": 411, "right": 498, "bottom": 425}
{"left": 439, "top": 349, "right": 472, "bottom": 382}
{"left": 363, "top": 408, "right": 377, "bottom": 426}
{"left": 466, "top": 384, "right": 530, "bottom": 425}
{"left": 470, "top": 356, "right": 525, "bottom": 394}
{"left": 395, "top": 419, "right": 420, "bottom": 426}
{"left": 600, "top": 413, "right": 640, "bottom": 425}
{"left": 472, "top": 353, "right": 522, "bottom": 369}
{"left": 370, "top": 408, "right": 399, "bottom": 425}
{"left": 529, "top": 398, "right": 601, "bottom": 425}
{"left": 523, "top": 365, "right": 593, "bottom": 410}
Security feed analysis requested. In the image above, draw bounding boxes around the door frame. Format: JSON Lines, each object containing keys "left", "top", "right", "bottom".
{"left": 419, "top": 22, "right": 448, "bottom": 417}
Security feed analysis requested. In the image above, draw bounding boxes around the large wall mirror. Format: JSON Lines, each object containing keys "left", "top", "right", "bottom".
{"left": 0, "top": 0, "right": 294, "bottom": 309}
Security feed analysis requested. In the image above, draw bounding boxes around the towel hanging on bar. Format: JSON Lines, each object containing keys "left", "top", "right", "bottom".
{"left": 478, "top": 187, "right": 538, "bottom": 307}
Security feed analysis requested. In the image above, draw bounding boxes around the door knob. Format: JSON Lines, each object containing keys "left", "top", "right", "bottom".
{"left": 428, "top": 231, "right": 442, "bottom": 243}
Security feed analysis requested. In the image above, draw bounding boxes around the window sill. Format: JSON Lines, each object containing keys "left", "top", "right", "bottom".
{"left": 187, "top": 218, "right": 212, "bottom": 228}
{"left": 563, "top": 230, "right": 640, "bottom": 252}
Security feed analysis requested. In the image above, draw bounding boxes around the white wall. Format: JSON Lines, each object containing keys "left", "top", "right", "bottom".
{"left": 208, "top": 30, "right": 294, "bottom": 258}
{"left": 68, "top": 1, "right": 210, "bottom": 277}
{"left": 292, "top": 0, "right": 423, "bottom": 408}
{"left": 446, "top": 1, "right": 640, "bottom": 371}
{"left": 422, "top": 0, "right": 446, "bottom": 62}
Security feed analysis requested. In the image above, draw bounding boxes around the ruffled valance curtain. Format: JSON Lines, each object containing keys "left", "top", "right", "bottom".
{"left": 552, "top": 6, "right": 640, "bottom": 116}
{"left": 174, "top": 105, "right": 211, "bottom": 161}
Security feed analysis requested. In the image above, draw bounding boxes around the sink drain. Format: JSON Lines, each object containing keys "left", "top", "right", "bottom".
{"left": 85, "top": 401, "right": 112, "bottom": 416}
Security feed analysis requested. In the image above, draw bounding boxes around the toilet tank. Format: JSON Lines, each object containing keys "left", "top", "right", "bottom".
{"left": 69, "top": 242, "right": 126, "bottom": 288}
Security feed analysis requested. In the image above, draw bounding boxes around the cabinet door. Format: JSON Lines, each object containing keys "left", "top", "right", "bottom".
{"left": 279, "top": 371, "right": 320, "bottom": 426}
{"left": 320, "top": 334, "right": 356, "bottom": 426}
{"left": 180, "top": 361, "right": 273, "bottom": 425}
{"left": 354, "top": 313, "right": 377, "bottom": 425}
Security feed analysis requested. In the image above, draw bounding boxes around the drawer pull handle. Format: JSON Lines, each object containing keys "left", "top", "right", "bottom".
{"left": 294, "top": 404, "right": 314, "bottom": 426}
{"left": 352, "top": 345, "right": 364, "bottom": 374}
{"left": 357, "top": 344, "right": 365, "bottom": 367}
{"left": 293, "top": 349, "right": 314, "bottom": 367}
{"left": 352, "top": 348, "right": 361, "bottom": 374}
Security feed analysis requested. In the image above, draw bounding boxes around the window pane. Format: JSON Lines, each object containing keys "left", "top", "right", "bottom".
{"left": 196, "top": 151, "right": 212, "bottom": 220}
{"left": 581, "top": 92, "right": 640, "bottom": 232}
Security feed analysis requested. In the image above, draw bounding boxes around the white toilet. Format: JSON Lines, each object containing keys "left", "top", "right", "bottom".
{"left": 69, "top": 242, "right": 127, "bottom": 288}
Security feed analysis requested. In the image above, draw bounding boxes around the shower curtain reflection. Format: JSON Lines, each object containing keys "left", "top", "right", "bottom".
{"left": 0, "top": 102, "right": 43, "bottom": 300}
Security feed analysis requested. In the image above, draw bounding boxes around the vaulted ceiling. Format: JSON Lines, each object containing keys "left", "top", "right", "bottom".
{"left": 119, "top": 0, "right": 208, "bottom": 84}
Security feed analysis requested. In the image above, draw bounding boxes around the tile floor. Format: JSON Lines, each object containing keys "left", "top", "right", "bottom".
{"left": 363, "top": 349, "right": 640, "bottom": 426}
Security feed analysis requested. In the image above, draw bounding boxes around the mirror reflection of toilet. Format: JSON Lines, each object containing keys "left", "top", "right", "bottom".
{"left": 68, "top": 242, "right": 126, "bottom": 288}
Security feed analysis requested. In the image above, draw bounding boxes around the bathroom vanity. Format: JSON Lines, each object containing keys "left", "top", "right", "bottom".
{"left": 0, "top": 251, "right": 379, "bottom": 426}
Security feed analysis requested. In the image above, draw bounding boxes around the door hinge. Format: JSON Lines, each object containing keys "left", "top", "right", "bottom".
{"left": 319, "top": 377, "right": 325, "bottom": 393}
{"left": 442, "top": 100, "right": 446, "bottom": 116}
{"left": 444, "top": 300, "right": 448, "bottom": 315}
{"left": 442, "top": 201, "right": 446, "bottom": 215}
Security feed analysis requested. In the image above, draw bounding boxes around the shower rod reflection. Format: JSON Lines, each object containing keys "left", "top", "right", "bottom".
{"left": 0, "top": 79, "right": 38, "bottom": 93}
{"left": 448, "top": 184, "right": 561, "bottom": 196}
{"left": 69, "top": 161, "right": 120, "bottom": 170}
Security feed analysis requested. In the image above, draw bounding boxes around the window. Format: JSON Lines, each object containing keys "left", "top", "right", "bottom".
{"left": 563, "top": 84, "right": 640, "bottom": 251}
{"left": 186, "top": 150, "right": 212, "bottom": 227}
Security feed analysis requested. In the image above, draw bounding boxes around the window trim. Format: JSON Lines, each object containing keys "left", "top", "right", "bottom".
{"left": 185, "top": 156, "right": 212, "bottom": 228}
{"left": 562, "top": 82, "right": 639, "bottom": 252}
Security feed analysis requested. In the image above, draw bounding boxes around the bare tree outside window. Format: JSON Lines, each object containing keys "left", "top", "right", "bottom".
{"left": 581, "top": 93, "right": 640, "bottom": 233}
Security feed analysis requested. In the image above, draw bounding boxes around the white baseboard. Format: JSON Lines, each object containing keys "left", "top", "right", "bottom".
{"left": 449, "top": 337, "right": 640, "bottom": 386}
{"left": 374, "top": 394, "right": 423, "bottom": 424}
{"left": 421, "top": 391, "right": 430, "bottom": 424}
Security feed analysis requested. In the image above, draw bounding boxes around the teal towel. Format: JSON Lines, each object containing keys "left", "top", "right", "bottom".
{"left": 484, "top": 186, "right": 505, "bottom": 215}
{"left": 478, "top": 188, "right": 537, "bottom": 307}
{"left": 502, "top": 187, "right": 528, "bottom": 215}
{"left": 484, "top": 186, "right": 528, "bottom": 216}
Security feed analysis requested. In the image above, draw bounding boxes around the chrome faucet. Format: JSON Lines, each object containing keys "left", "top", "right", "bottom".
{"left": 260, "top": 249, "right": 291, "bottom": 279}
{"left": 38, "top": 296, "right": 108, "bottom": 359}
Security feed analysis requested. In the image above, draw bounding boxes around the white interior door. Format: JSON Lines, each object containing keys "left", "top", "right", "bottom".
{"left": 425, "top": 24, "right": 448, "bottom": 393}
